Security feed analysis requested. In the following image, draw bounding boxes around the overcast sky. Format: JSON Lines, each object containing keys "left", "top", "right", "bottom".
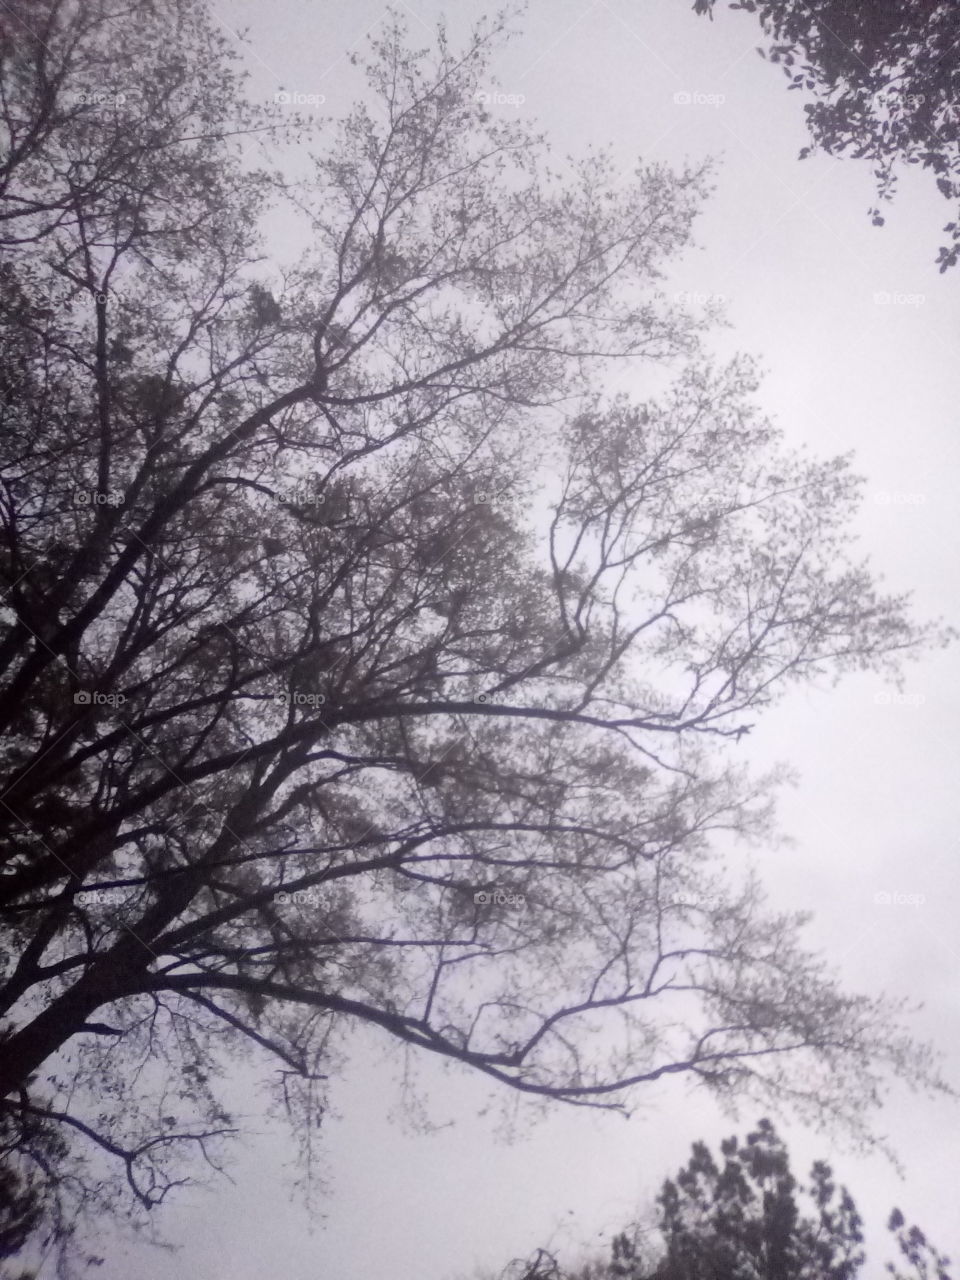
{"left": 82, "top": 2, "right": 960, "bottom": 1277}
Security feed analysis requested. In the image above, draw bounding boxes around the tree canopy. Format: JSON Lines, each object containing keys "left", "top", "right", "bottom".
{"left": 0, "top": 0, "right": 955, "bottom": 1268}
{"left": 495, "top": 1119, "right": 953, "bottom": 1280}
{"left": 692, "top": 0, "right": 960, "bottom": 269}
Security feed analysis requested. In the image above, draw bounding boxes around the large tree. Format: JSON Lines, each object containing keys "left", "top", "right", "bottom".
{"left": 0, "top": 0, "right": 954, "bottom": 1267}
{"left": 692, "top": 0, "right": 960, "bottom": 269}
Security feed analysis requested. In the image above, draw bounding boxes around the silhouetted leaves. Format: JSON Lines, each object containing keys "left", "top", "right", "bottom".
{"left": 694, "top": 0, "right": 960, "bottom": 267}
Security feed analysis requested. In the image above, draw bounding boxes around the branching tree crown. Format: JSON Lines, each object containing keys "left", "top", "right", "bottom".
{"left": 0, "top": 0, "right": 954, "bottom": 1265}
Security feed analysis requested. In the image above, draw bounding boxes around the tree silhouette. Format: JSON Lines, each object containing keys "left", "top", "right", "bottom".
{"left": 692, "top": 0, "right": 960, "bottom": 268}
{"left": 651, "top": 1119, "right": 865, "bottom": 1280}
{"left": 0, "top": 0, "right": 955, "bottom": 1264}
{"left": 497, "top": 1120, "right": 952, "bottom": 1280}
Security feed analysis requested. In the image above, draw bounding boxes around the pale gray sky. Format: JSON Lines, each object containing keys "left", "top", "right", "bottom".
{"left": 86, "top": 2, "right": 960, "bottom": 1277}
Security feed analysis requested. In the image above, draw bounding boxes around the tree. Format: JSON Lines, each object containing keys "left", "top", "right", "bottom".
{"left": 651, "top": 1119, "right": 866, "bottom": 1280}
{"left": 496, "top": 1120, "right": 952, "bottom": 1280}
{"left": 0, "top": 0, "right": 954, "bottom": 1265}
{"left": 692, "top": 0, "right": 960, "bottom": 269}
{"left": 0, "top": 1108, "right": 101, "bottom": 1280}
{"left": 0, "top": 1110, "right": 48, "bottom": 1275}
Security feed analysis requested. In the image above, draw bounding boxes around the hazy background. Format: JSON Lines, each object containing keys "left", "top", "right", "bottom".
{"left": 90, "top": 2, "right": 960, "bottom": 1276}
